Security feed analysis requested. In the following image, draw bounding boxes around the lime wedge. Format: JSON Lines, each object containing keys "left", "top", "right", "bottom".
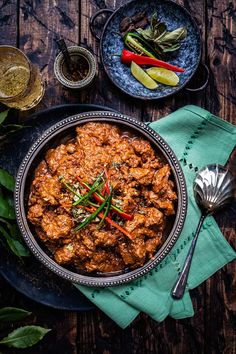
{"left": 146, "top": 67, "right": 179, "bottom": 86}
{"left": 130, "top": 61, "right": 158, "bottom": 90}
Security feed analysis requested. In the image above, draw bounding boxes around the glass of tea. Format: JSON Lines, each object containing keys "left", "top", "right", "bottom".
{"left": 0, "top": 45, "right": 44, "bottom": 110}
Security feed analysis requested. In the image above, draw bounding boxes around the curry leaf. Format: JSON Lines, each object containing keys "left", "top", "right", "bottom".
{"left": 163, "top": 43, "right": 181, "bottom": 52}
{"left": 0, "top": 110, "right": 9, "bottom": 125}
{"left": 9, "top": 224, "right": 22, "bottom": 241}
{"left": 0, "top": 218, "right": 11, "bottom": 227}
{"left": 0, "top": 308, "right": 31, "bottom": 322}
{"left": 0, "top": 218, "right": 20, "bottom": 240}
{"left": 137, "top": 13, "right": 187, "bottom": 58}
{"left": 0, "top": 225, "right": 30, "bottom": 257}
{"left": 0, "top": 192, "right": 15, "bottom": 219}
{"left": 7, "top": 238, "right": 30, "bottom": 257}
{"left": 160, "top": 27, "right": 187, "bottom": 43}
{"left": 0, "top": 326, "right": 51, "bottom": 348}
{"left": 0, "top": 125, "right": 24, "bottom": 142}
{"left": 1, "top": 124, "right": 24, "bottom": 132}
{"left": 0, "top": 169, "right": 14, "bottom": 192}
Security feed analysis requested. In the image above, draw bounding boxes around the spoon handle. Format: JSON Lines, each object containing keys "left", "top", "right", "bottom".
{"left": 57, "top": 39, "right": 73, "bottom": 72}
{"left": 172, "top": 214, "right": 206, "bottom": 299}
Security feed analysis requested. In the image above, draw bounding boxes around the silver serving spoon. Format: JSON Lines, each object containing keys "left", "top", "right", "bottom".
{"left": 172, "top": 164, "right": 235, "bottom": 299}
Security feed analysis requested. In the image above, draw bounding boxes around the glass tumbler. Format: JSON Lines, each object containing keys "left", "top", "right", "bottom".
{"left": 0, "top": 45, "right": 44, "bottom": 110}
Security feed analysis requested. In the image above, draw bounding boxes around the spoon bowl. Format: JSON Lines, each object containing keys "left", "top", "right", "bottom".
{"left": 172, "top": 163, "right": 235, "bottom": 299}
{"left": 194, "top": 164, "right": 235, "bottom": 213}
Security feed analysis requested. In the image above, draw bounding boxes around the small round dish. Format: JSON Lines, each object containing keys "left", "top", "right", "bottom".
{"left": 15, "top": 111, "right": 187, "bottom": 287}
{"left": 91, "top": 0, "right": 201, "bottom": 100}
{"left": 54, "top": 46, "right": 97, "bottom": 90}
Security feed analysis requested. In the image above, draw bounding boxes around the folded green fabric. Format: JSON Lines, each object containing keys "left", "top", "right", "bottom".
{"left": 75, "top": 105, "right": 236, "bottom": 329}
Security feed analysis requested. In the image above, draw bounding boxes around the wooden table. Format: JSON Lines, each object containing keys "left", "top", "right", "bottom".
{"left": 0, "top": 1, "right": 235, "bottom": 353}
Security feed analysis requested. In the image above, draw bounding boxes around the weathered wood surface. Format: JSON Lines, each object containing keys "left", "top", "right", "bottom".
{"left": 0, "top": 0, "right": 235, "bottom": 353}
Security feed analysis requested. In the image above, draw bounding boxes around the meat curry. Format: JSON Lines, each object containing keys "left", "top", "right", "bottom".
{"left": 27, "top": 123, "right": 177, "bottom": 273}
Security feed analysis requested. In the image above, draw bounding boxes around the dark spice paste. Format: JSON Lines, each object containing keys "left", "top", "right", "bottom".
{"left": 62, "top": 54, "right": 89, "bottom": 82}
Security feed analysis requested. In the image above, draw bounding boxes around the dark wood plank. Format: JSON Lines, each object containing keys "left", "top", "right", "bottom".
{"left": 0, "top": 0, "right": 18, "bottom": 46}
{"left": 77, "top": 309, "right": 134, "bottom": 354}
{"left": 204, "top": 150, "right": 236, "bottom": 354}
{"left": 19, "top": 0, "right": 80, "bottom": 111}
{"left": 76, "top": 309, "right": 207, "bottom": 354}
{"left": 0, "top": 276, "right": 78, "bottom": 354}
{"left": 79, "top": 0, "right": 143, "bottom": 117}
{"left": 204, "top": 2, "right": 236, "bottom": 353}
{"left": 206, "top": 1, "right": 236, "bottom": 124}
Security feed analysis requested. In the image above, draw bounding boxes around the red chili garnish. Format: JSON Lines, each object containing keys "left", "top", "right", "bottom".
{"left": 121, "top": 49, "right": 185, "bottom": 73}
{"left": 78, "top": 179, "right": 134, "bottom": 221}
{"left": 77, "top": 205, "right": 133, "bottom": 239}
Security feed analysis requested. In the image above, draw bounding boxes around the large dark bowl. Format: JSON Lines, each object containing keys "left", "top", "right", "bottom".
{"left": 15, "top": 111, "right": 187, "bottom": 287}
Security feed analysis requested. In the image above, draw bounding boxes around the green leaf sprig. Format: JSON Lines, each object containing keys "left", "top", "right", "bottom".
{"left": 0, "top": 307, "right": 50, "bottom": 348}
{"left": 0, "top": 326, "right": 51, "bottom": 348}
{"left": 0, "top": 168, "right": 30, "bottom": 257}
{"left": 0, "top": 307, "right": 31, "bottom": 322}
{"left": 137, "top": 12, "right": 187, "bottom": 57}
{"left": 99, "top": 186, "right": 113, "bottom": 227}
{"left": 71, "top": 172, "right": 105, "bottom": 207}
{"left": 0, "top": 110, "right": 9, "bottom": 125}
{"left": 74, "top": 194, "right": 110, "bottom": 231}
{"left": 0, "top": 110, "right": 24, "bottom": 143}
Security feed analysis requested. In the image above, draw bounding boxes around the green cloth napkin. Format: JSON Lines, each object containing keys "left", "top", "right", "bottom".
{"left": 75, "top": 105, "right": 236, "bottom": 328}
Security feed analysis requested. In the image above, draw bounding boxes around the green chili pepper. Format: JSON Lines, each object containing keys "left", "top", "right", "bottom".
{"left": 74, "top": 195, "right": 109, "bottom": 231}
{"left": 59, "top": 178, "right": 100, "bottom": 209}
{"left": 73, "top": 172, "right": 104, "bottom": 206}
{"left": 124, "top": 32, "right": 157, "bottom": 59}
{"left": 59, "top": 178, "right": 81, "bottom": 198}
{"left": 81, "top": 181, "right": 133, "bottom": 220}
{"left": 99, "top": 186, "right": 113, "bottom": 226}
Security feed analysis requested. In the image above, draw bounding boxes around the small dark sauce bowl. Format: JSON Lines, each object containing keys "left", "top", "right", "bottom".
{"left": 54, "top": 46, "right": 97, "bottom": 90}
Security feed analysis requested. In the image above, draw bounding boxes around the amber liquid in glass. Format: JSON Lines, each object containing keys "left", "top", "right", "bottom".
{"left": 0, "top": 46, "right": 44, "bottom": 110}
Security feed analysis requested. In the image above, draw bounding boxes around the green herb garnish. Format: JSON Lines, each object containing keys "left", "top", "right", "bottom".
{"left": 60, "top": 178, "right": 100, "bottom": 210}
{"left": 0, "top": 168, "right": 30, "bottom": 257}
{"left": 0, "top": 307, "right": 50, "bottom": 348}
{"left": 72, "top": 172, "right": 104, "bottom": 206}
{"left": 80, "top": 181, "right": 133, "bottom": 221}
{"left": 60, "top": 171, "right": 134, "bottom": 232}
{"left": 0, "top": 110, "right": 25, "bottom": 143}
{"left": 136, "top": 12, "right": 187, "bottom": 58}
{"left": 74, "top": 195, "right": 109, "bottom": 231}
{"left": 99, "top": 186, "right": 113, "bottom": 227}
{"left": 59, "top": 177, "right": 81, "bottom": 198}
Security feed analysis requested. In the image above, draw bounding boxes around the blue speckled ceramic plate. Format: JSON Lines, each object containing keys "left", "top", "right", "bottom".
{"left": 100, "top": 0, "right": 201, "bottom": 100}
